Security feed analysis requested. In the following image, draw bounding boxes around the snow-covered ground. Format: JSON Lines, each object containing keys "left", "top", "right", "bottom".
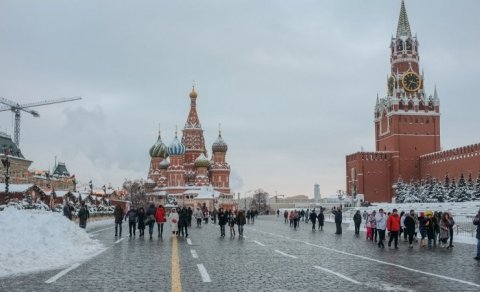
{"left": 0, "top": 208, "right": 105, "bottom": 278}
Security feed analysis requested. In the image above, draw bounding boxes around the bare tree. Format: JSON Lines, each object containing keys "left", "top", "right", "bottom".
{"left": 123, "top": 179, "right": 148, "bottom": 209}
{"left": 249, "top": 189, "right": 269, "bottom": 212}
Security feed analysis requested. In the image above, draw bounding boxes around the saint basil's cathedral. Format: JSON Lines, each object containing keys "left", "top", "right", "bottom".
{"left": 146, "top": 87, "right": 233, "bottom": 209}
{"left": 346, "top": 1, "right": 480, "bottom": 203}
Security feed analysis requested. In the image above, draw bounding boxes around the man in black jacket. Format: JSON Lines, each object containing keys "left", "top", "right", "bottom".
{"left": 404, "top": 210, "right": 416, "bottom": 248}
{"left": 353, "top": 210, "right": 362, "bottom": 235}
{"left": 473, "top": 209, "right": 480, "bottom": 260}
{"left": 114, "top": 205, "right": 124, "bottom": 237}
{"left": 309, "top": 209, "right": 317, "bottom": 230}
{"left": 333, "top": 208, "right": 342, "bottom": 234}
{"left": 218, "top": 208, "right": 227, "bottom": 237}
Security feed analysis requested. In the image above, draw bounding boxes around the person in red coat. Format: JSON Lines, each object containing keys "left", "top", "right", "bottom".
{"left": 155, "top": 205, "right": 166, "bottom": 238}
{"left": 387, "top": 208, "right": 401, "bottom": 249}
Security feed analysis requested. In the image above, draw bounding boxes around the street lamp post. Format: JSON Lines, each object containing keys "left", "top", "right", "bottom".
{"left": 1, "top": 150, "right": 11, "bottom": 201}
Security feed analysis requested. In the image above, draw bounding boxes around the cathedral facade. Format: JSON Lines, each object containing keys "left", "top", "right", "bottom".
{"left": 147, "top": 87, "right": 233, "bottom": 209}
{"left": 346, "top": 1, "right": 480, "bottom": 203}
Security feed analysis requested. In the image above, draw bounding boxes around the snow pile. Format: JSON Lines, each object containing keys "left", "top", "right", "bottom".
{"left": 0, "top": 207, "right": 104, "bottom": 278}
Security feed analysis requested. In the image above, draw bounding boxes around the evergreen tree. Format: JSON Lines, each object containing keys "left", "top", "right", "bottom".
{"left": 395, "top": 177, "right": 406, "bottom": 203}
{"left": 453, "top": 174, "right": 471, "bottom": 202}
{"left": 475, "top": 175, "right": 480, "bottom": 200}
{"left": 446, "top": 178, "right": 456, "bottom": 202}
{"left": 467, "top": 173, "right": 475, "bottom": 200}
{"left": 404, "top": 181, "right": 421, "bottom": 203}
{"left": 431, "top": 178, "right": 444, "bottom": 202}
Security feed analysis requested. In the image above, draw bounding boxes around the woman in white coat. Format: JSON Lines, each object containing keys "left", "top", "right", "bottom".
{"left": 169, "top": 208, "right": 179, "bottom": 235}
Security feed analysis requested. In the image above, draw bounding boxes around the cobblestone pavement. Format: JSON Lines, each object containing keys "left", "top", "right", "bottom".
{"left": 1, "top": 217, "right": 479, "bottom": 291}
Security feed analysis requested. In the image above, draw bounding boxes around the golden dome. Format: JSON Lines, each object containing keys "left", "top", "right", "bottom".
{"left": 189, "top": 86, "right": 198, "bottom": 99}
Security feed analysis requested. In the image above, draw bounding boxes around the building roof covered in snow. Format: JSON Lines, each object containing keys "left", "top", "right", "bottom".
{"left": 0, "top": 131, "right": 27, "bottom": 159}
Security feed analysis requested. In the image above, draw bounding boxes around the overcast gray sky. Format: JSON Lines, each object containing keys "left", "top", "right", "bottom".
{"left": 1, "top": 0, "right": 479, "bottom": 197}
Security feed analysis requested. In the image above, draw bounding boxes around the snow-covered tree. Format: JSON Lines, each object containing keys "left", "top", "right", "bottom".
{"left": 395, "top": 177, "right": 407, "bottom": 203}
{"left": 453, "top": 174, "right": 471, "bottom": 202}
{"left": 431, "top": 178, "right": 445, "bottom": 202}
{"left": 446, "top": 178, "right": 456, "bottom": 202}
{"left": 404, "top": 181, "right": 421, "bottom": 203}
{"left": 475, "top": 175, "right": 480, "bottom": 200}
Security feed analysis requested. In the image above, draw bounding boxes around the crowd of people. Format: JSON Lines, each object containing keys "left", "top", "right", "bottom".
{"left": 109, "top": 204, "right": 258, "bottom": 239}
{"left": 282, "top": 208, "right": 327, "bottom": 232}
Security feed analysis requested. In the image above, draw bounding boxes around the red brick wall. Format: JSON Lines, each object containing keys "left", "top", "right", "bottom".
{"left": 420, "top": 143, "right": 480, "bottom": 180}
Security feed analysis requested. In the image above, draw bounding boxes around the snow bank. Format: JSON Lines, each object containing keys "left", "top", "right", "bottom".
{"left": 0, "top": 208, "right": 104, "bottom": 278}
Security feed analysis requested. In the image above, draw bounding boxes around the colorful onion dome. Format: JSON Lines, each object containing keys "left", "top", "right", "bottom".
{"left": 212, "top": 131, "right": 228, "bottom": 153}
{"left": 167, "top": 133, "right": 186, "bottom": 156}
{"left": 159, "top": 158, "right": 170, "bottom": 169}
{"left": 194, "top": 153, "right": 210, "bottom": 168}
{"left": 149, "top": 131, "right": 168, "bottom": 158}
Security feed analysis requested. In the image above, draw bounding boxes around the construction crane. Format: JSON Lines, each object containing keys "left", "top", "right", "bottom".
{"left": 0, "top": 96, "right": 82, "bottom": 147}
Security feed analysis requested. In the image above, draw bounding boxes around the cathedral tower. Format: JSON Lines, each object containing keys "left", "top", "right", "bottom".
{"left": 210, "top": 130, "right": 230, "bottom": 194}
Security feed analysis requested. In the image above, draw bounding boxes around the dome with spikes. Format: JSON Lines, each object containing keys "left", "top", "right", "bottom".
{"left": 159, "top": 157, "right": 170, "bottom": 169}
{"left": 212, "top": 132, "right": 228, "bottom": 153}
{"left": 167, "top": 135, "right": 186, "bottom": 156}
{"left": 149, "top": 132, "right": 168, "bottom": 158}
{"left": 194, "top": 153, "right": 210, "bottom": 168}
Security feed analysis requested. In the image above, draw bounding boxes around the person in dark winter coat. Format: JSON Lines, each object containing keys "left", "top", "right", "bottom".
{"left": 146, "top": 204, "right": 156, "bottom": 239}
{"left": 448, "top": 211, "right": 455, "bottom": 248}
{"left": 227, "top": 211, "right": 236, "bottom": 236}
{"left": 309, "top": 209, "right": 317, "bottom": 230}
{"left": 114, "top": 205, "right": 124, "bottom": 237}
{"left": 187, "top": 207, "right": 193, "bottom": 227}
{"left": 237, "top": 210, "right": 247, "bottom": 236}
{"left": 179, "top": 207, "right": 189, "bottom": 237}
{"left": 425, "top": 211, "right": 435, "bottom": 248}
{"left": 63, "top": 203, "right": 72, "bottom": 220}
{"left": 317, "top": 210, "right": 325, "bottom": 231}
{"left": 333, "top": 209, "right": 342, "bottom": 234}
{"left": 78, "top": 201, "right": 90, "bottom": 229}
{"left": 125, "top": 208, "right": 138, "bottom": 237}
{"left": 473, "top": 209, "right": 480, "bottom": 260}
{"left": 404, "top": 210, "right": 416, "bottom": 248}
{"left": 283, "top": 210, "right": 288, "bottom": 224}
{"left": 218, "top": 208, "right": 227, "bottom": 237}
{"left": 353, "top": 210, "right": 362, "bottom": 235}
{"left": 137, "top": 208, "right": 146, "bottom": 237}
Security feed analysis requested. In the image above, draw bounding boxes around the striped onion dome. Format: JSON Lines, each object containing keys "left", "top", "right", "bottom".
{"left": 159, "top": 158, "right": 170, "bottom": 169}
{"left": 194, "top": 153, "right": 210, "bottom": 168}
{"left": 212, "top": 132, "right": 228, "bottom": 153}
{"left": 149, "top": 131, "right": 168, "bottom": 158}
{"left": 167, "top": 135, "right": 185, "bottom": 156}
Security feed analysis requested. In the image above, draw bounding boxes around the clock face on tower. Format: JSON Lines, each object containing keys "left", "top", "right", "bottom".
{"left": 402, "top": 72, "right": 421, "bottom": 92}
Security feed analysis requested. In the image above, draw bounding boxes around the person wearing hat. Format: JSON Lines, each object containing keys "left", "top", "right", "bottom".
{"left": 386, "top": 209, "right": 401, "bottom": 249}
{"left": 425, "top": 211, "right": 435, "bottom": 249}
{"left": 418, "top": 212, "right": 427, "bottom": 247}
{"left": 473, "top": 209, "right": 480, "bottom": 260}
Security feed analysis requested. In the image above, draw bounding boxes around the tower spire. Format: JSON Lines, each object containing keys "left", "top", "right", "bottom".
{"left": 396, "top": 0, "right": 412, "bottom": 38}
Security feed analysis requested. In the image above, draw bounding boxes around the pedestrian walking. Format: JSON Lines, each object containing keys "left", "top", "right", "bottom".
{"left": 425, "top": 211, "right": 435, "bottom": 249}
{"left": 169, "top": 208, "right": 179, "bottom": 236}
{"left": 277, "top": 209, "right": 280, "bottom": 217}
{"left": 218, "top": 208, "right": 227, "bottom": 237}
{"left": 432, "top": 211, "right": 440, "bottom": 247}
{"left": 310, "top": 209, "right": 317, "bottom": 231}
{"left": 367, "top": 211, "right": 376, "bottom": 241}
{"left": 473, "top": 209, "right": 480, "bottom": 260}
{"left": 246, "top": 210, "right": 251, "bottom": 224}
{"left": 194, "top": 208, "right": 203, "bottom": 227}
{"left": 155, "top": 205, "right": 166, "bottom": 238}
{"left": 401, "top": 211, "right": 407, "bottom": 241}
{"left": 228, "top": 211, "right": 236, "bottom": 237}
{"left": 78, "top": 201, "right": 90, "bottom": 229}
{"left": 305, "top": 209, "right": 310, "bottom": 223}
{"left": 418, "top": 212, "right": 427, "bottom": 247}
{"left": 125, "top": 207, "right": 138, "bottom": 237}
{"left": 404, "top": 210, "right": 416, "bottom": 248}
{"left": 317, "top": 210, "right": 324, "bottom": 231}
{"left": 353, "top": 210, "right": 362, "bottom": 235}
{"left": 293, "top": 211, "right": 300, "bottom": 230}
{"left": 63, "top": 202, "right": 72, "bottom": 220}
{"left": 179, "top": 207, "right": 189, "bottom": 237}
{"left": 448, "top": 211, "right": 455, "bottom": 248}
{"left": 237, "top": 210, "right": 246, "bottom": 237}
{"left": 386, "top": 209, "right": 400, "bottom": 249}
{"left": 187, "top": 207, "right": 193, "bottom": 227}
{"left": 439, "top": 212, "right": 450, "bottom": 248}
{"left": 251, "top": 210, "right": 256, "bottom": 224}
{"left": 289, "top": 210, "right": 294, "bottom": 227}
{"left": 333, "top": 208, "right": 342, "bottom": 235}
{"left": 204, "top": 209, "right": 210, "bottom": 224}
{"left": 114, "top": 205, "right": 124, "bottom": 237}
{"left": 146, "top": 204, "right": 156, "bottom": 239}
{"left": 375, "top": 209, "right": 386, "bottom": 248}
{"left": 284, "top": 210, "right": 288, "bottom": 224}
{"left": 137, "top": 207, "right": 146, "bottom": 237}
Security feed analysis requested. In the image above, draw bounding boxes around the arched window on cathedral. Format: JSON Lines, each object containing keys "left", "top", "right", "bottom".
{"left": 399, "top": 100, "right": 405, "bottom": 111}
{"left": 408, "top": 100, "right": 414, "bottom": 111}
{"left": 419, "top": 101, "right": 426, "bottom": 112}
{"left": 406, "top": 40, "right": 412, "bottom": 51}
{"left": 397, "top": 40, "right": 403, "bottom": 51}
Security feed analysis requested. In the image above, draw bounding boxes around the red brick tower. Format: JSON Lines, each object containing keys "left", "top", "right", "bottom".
{"left": 181, "top": 86, "right": 207, "bottom": 185}
{"left": 374, "top": 0, "right": 440, "bottom": 183}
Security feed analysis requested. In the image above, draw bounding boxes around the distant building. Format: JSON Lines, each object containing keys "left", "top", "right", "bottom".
{"left": 314, "top": 184, "right": 321, "bottom": 203}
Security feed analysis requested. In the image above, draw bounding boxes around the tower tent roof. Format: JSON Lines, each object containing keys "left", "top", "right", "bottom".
{"left": 396, "top": 0, "right": 412, "bottom": 38}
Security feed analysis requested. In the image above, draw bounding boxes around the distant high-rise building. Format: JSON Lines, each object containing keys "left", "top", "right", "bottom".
{"left": 314, "top": 184, "right": 321, "bottom": 203}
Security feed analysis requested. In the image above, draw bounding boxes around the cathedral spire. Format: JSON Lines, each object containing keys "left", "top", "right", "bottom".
{"left": 396, "top": 0, "right": 412, "bottom": 38}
